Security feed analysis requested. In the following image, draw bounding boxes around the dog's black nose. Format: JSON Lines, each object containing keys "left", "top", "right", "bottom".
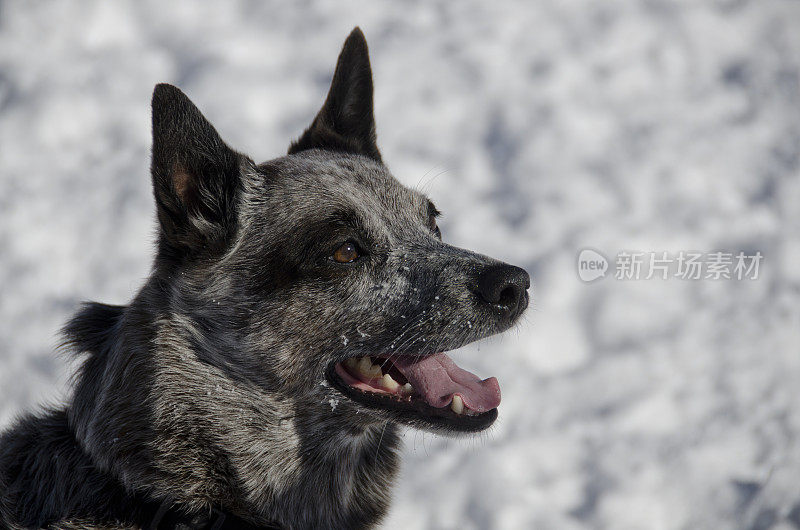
{"left": 475, "top": 264, "right": 530, "bottom": 319}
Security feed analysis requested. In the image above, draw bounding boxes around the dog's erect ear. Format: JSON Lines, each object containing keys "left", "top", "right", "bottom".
{"left": 150, "top": 83, "right": 241, "bottom": 258}
{"left": 288, "top": 27, "right": 382, "bottom": 162}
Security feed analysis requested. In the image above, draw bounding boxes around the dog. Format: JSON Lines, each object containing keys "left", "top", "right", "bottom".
{"left": 0, "top": 27, "right": 529, "bottom": 529}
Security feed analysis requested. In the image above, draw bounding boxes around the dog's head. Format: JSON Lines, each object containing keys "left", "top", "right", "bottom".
{"left": 148, "top": 28, "right": 529, "bottom": 436}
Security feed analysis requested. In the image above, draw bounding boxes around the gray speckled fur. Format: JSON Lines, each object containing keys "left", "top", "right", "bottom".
{"left": 0, "top": 28, "right": 528, "bottom": 529}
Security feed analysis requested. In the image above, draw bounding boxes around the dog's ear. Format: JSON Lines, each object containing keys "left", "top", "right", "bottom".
{"left": 288, "top": 27, "right": 382, "bottom": 162}
{"left": 150, "top": 83, "right": 241, "bottom": 258}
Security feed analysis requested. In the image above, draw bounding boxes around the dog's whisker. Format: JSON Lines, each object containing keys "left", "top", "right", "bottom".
{"left": 375, "top": 420, "right": 390, "bottom": 464}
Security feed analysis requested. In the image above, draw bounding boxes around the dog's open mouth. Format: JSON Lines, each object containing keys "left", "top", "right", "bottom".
{"left": 328, "top": 353, "right": 500, "bottom": 431}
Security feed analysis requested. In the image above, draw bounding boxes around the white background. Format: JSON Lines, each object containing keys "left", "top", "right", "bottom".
{"left": 1, "top": 2, "right": 799, "bottom": 529}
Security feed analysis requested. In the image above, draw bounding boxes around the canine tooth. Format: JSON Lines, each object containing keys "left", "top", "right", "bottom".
{"left": 380, "top": 373, "right": 400, "bottom": 391}
{"left": 344, "top": 357, "right": 358, "bottom": 370}
{"left": 450, "top": 395, "right": 464, "bottom": 415}
{"left": 401, "top": 383, "right": 413, "bottom": 395}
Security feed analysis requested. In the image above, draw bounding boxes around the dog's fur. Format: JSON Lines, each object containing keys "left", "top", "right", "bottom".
{"left": 0, "top": 28, "right": 529, "bottom": 529}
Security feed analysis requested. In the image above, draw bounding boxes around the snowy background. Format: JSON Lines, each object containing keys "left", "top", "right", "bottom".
{"left": 1, "top": 1, "right": 799, "bottom": 529}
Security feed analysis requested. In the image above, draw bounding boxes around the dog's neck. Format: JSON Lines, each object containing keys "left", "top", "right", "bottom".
{"left": 65, "top": 300, "right": 401, "bottom": 528}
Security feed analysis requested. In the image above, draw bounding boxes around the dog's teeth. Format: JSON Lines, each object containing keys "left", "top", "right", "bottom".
{"left": 367, "top": 359, "right": 383, "bottom": 379}
{"left": 401, "top": 383, "right": 413, "bottom": 395}
{"left": 344, "top": 358, "right": 358, "bottom": 370}
{"left": 356, "top": 357, "right": 383, "bottom": 379}
{"left": 356, "top": 357, "right": 373, "bottom": 377}
{"left": 450, "top": 395, "right": 464, "bottom": 415}
{"left": 380, "top": 373, "right": 400, "bottom": 391}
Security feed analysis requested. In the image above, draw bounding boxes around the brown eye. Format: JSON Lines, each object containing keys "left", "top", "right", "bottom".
{"left": 332, "top": 242, "right": 360, "bottom": 263}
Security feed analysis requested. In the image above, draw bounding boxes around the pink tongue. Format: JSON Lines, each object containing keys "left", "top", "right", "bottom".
{"left": 392, "top": 353, "right": 501, "bottom": 412}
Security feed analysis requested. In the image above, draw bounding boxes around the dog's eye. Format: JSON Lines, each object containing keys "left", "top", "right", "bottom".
{"left": 332, "top": 242, "right": 360, "bottom": 263}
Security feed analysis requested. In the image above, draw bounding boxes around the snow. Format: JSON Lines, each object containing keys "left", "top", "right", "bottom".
{"left": 1, "top": 1, "right": 799, "bottom": 529}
